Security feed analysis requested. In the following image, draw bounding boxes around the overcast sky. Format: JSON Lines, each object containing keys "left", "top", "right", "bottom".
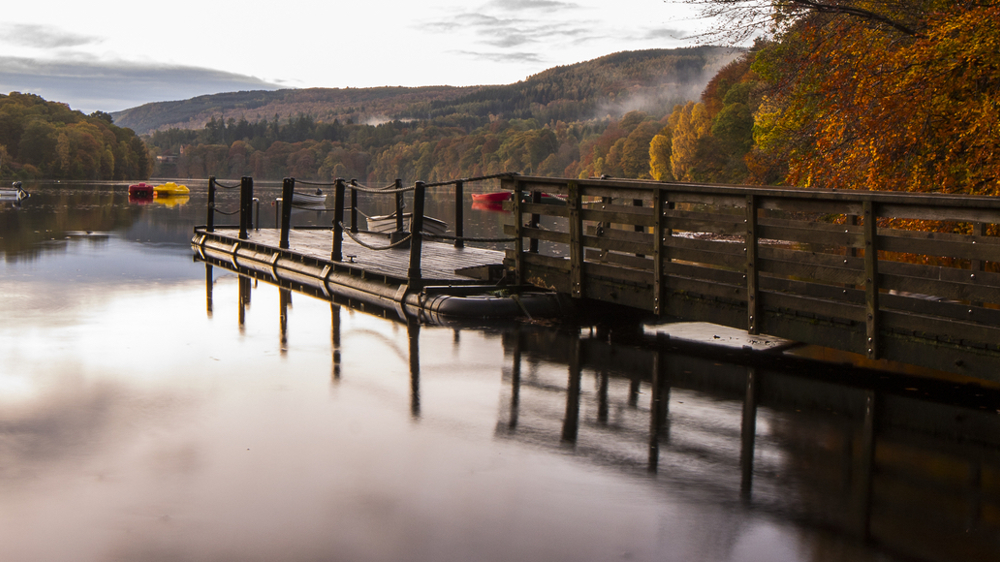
{"left": 0, "top": 0, "right": 708, "bottom": 114}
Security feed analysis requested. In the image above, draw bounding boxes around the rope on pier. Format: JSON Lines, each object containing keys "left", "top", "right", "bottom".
{"left": 214, "top": 180, "right": 241, "bottom": 189}
{"left": 339, "top": 222, "right": 413, "bottom": 250}
{"left": 210, "top": 205, "right": 241, "bottom": 216}
{"left": 294, "top": 179, "right": 338, "bottom": 187}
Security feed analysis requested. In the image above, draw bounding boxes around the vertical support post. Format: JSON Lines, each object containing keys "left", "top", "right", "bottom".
{"left": 206, "top": 176, "right": 216, "bottom": 232}
{"left": 561, "top": 331, "right": 582, "bottom": 445}
{"left": 280, "top": 177, "right": 294, "bottom": 249}
{"left": 653, "top": 189, "right": 665, "bottom": 315}
{"left": 511, "top": 176, "right": 524, "bottom": 284}
{"left": 238, "top": 176, "right": 252, "bottom": 240}
{"left": 740, "top": 366, "right": 759, "bottom": 501}
{"left": 238, "top": 275, "right": 251, "bottom": 330}
{"left": 205, "top": 264, "right": 214, "bottom": 318}
{"left": 331, "top": 178, "right": 346, "bottom": 262}
{"left": 568, "top": 181, "right": 583, "bottom": 298}
{"left": 972, "top": 222, "right": 986, "bottom": 308}
{"left": 746, "top": 194, "right": 759, "bottom": 335}
{"left": 454, "top": 179, "right": 464, "bottom": 248}
{"left": 394, "top": 179, "right": 404, "bottom": 233}
{"left": 648, "top": 347, "right": 669, "bottom": 473}
{"left": 509, "top": 330, "right": 522, "bottom": 431}
{"left": 407, "top": 181, "right": 426, "bottom": 288}
{"left": 855, "top": 390, "right": 878, "bottom": 539}
{"left": 331, "top": 304, "right": 341, "bottom": 381}
{"left": 350, "top": 180, "right": 359, "bottom": 233}
{"left": 278, "top": 288, "right": 291, "bottom": 354}
{"left": 407, "top": 317, "right": 421, "bottom": 420}
{"left": 863, "top": 200, "right": 880, "bottom": 359}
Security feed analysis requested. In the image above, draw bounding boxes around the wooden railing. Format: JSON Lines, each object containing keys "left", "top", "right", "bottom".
{"left": 502, "top": 175, "right": 1000, "bottom": 378}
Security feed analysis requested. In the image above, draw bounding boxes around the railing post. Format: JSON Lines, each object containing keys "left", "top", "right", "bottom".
{"left": 653, "top": 189, "right": 665, "bottom": 315}
{"left": 238, "top": 176, "right": 252, "bottom": 240}
{"left": 746, "top": 194, "right": 759, "bottom": 335}
{"left": 569, "top": 181, "right": 583, "bottom": 298}
{"left": 394, "top": 179, "right": 404, "bottom": 233}
{"left": 511, "top": 176, "right": 524, "bottom": 285}
{"left": 350, "top": 179, "right": 359, "bottom": 233}
{"left": 454, "top": 179, "right": 464, "bottom": 248}
{"left": 331, "top": 178, "right": 346, "bottom": 262}
{"left": 863, "top": 200, "right": 880, "bottom": 359}
{"left": 407, "top": 181, "right": 426, "bottom": 288}
{"left": 206, "top": 177, "right": 216, "bottom": 232}
{"left": 280, "top": 177, "right": 294, "bottom": 249}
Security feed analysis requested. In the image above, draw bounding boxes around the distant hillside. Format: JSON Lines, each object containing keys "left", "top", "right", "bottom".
{"left": 111, "top": 86, "right": 480, "bottom": 136}
{"left": 114, "top": 46, "right": 740, "bottom": 136}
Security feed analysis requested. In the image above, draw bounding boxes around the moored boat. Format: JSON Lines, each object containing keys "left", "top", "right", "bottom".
{"left": 153, "top": 182, "right": 190, "bottom": 196}
{"left": 289, "top": 189, "right": 328, "bottom": 207}
{"left": 129, "top": 182, "right": 155, "bottom": 197}
{"left": 0, "top": 181, "right": 29, "bottom": 201}
{"left": 366, "top": 212, "right": 448, "bottom": 236}
{"left": 471, "top": 191, "right": 564, "bottom": 204}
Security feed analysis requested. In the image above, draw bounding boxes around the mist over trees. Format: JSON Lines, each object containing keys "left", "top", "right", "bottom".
{"left": 143, "top": 47, "right": 739, "bottom": 183}
{"left": 0, "top": 93, "right": 152, "bottom": 180}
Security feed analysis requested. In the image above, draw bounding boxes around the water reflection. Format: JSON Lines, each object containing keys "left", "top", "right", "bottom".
{"left": 2, "top": 182, "right": 998, "bottom": 562}
{"left": 202, "top": 260, "right": 1000, "bottom": 562}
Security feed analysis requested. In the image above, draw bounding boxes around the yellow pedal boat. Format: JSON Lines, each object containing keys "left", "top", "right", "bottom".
{"left": 153, "top": 182, "right": 190, "bottom": 196}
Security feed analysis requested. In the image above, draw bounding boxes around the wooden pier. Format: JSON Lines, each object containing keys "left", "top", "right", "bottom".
{"left": 502, "top": 175, "right": 1000, "bottom": 381}
{"left": 192, "top": 174, "right": 1000, "bottom": 381}
{"left": 192, "top": 176, "right": 569, "bottom": 322}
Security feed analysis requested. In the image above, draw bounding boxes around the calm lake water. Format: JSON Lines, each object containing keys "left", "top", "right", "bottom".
{"left": 2, "top": 181, "right": 998, "bottom": 562}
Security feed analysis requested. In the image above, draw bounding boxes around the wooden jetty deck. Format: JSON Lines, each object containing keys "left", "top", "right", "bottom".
{"left": 192, "top": 174, "right": 1000, "bottom": 382}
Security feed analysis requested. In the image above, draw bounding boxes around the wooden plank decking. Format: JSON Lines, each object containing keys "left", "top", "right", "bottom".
{"left": 207, "top": 227, "right": 505, "bottom": 284}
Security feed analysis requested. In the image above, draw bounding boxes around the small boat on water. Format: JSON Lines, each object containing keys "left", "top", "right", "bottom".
{"left": 471, "top": 191, "right": 564, "bottom": 204}
{"left": 290, "top": 189, "right": 328, "bottom": 207}
{"left": 153, "top": 182, "right": 190, "bottom": 196}
{"left": 128, "top": 182, "right": 155, "bottom": 198}
{"left": 0, "top": 181, "right": 29, "bottom": 201}
{"left": 366, "top": 212, "right": 449, "bottom": 236}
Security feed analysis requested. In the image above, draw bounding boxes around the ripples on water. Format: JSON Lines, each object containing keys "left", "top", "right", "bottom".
{"left": 0, "top": 182, "right": 997, "bottom": 562}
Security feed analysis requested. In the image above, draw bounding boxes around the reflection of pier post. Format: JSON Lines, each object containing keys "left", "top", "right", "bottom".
{"left": 331, "top": 304, "right": 341, "bottom": 381}
{"left": 279, "top": 288, "right": 291, "bottom": 354}
{"left": 561, "top": 333, "right": 582, "bottom": 446}
{"left": 648, "top": 349, "right": 670, "bottom": 473}
{"left": 407, "top": 318, "right": 421, "bottom": 420}
{"left": 740, "top": 367, "right": 759, "bottom": 501}
{"left": 205, "top": 264, "right": 214, "bottom": 318}
{"left": 238, "top": 275, "right": 252, "bottom": 331}
{"left": 855, "top": 390, "right": 878, "bottom": 539}
{"left": 509, "top": 330, "right": 522, "bottom": 430}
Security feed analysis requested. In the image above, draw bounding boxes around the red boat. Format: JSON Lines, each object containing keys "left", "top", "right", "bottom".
{"left": 128, "top": 182, "right": 155, "bottom": 198}
{"left": 471, "top": 191, "right": 565, "bottom": 203}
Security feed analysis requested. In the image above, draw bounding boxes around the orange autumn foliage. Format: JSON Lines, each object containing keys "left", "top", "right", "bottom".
{"left": 748, "top": 3, "right": 1000, "bottom": 197}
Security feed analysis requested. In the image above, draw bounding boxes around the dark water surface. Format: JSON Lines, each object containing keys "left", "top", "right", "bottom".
{"left": 1, "top": 182, "right": 998, "bottom": 562}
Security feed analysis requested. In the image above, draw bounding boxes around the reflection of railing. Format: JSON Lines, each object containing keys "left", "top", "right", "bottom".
{"left": 501, "top": 325, "right": 1000, "bottom": 560}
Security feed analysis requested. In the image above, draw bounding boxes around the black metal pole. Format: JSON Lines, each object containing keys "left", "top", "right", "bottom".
{"left": 394, "top": 178, "right": 404, "bottom": 233}
{"left": 407, "top": 181, "right": 426, "bottom": 287}
{"left": 454, "top": 180, "right": 464, "bottom": 248}
{"left": 280, "top": 177, "right": 294, "bottom": 249}
{"left": 238, "top": 176, "right": 251, "bottom": 239}
{"left": 350, "top": 179, "right": 359, "bottom": 233}
{"left": 332, "top": 178, "right": 346, "bottom": 262}
{"left": 207, "top": 177, "right": 216, "bottom": 232}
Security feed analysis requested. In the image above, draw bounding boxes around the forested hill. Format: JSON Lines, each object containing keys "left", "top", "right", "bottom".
{"left": 114, "top": 46, "right": 737, "bottom": 135}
